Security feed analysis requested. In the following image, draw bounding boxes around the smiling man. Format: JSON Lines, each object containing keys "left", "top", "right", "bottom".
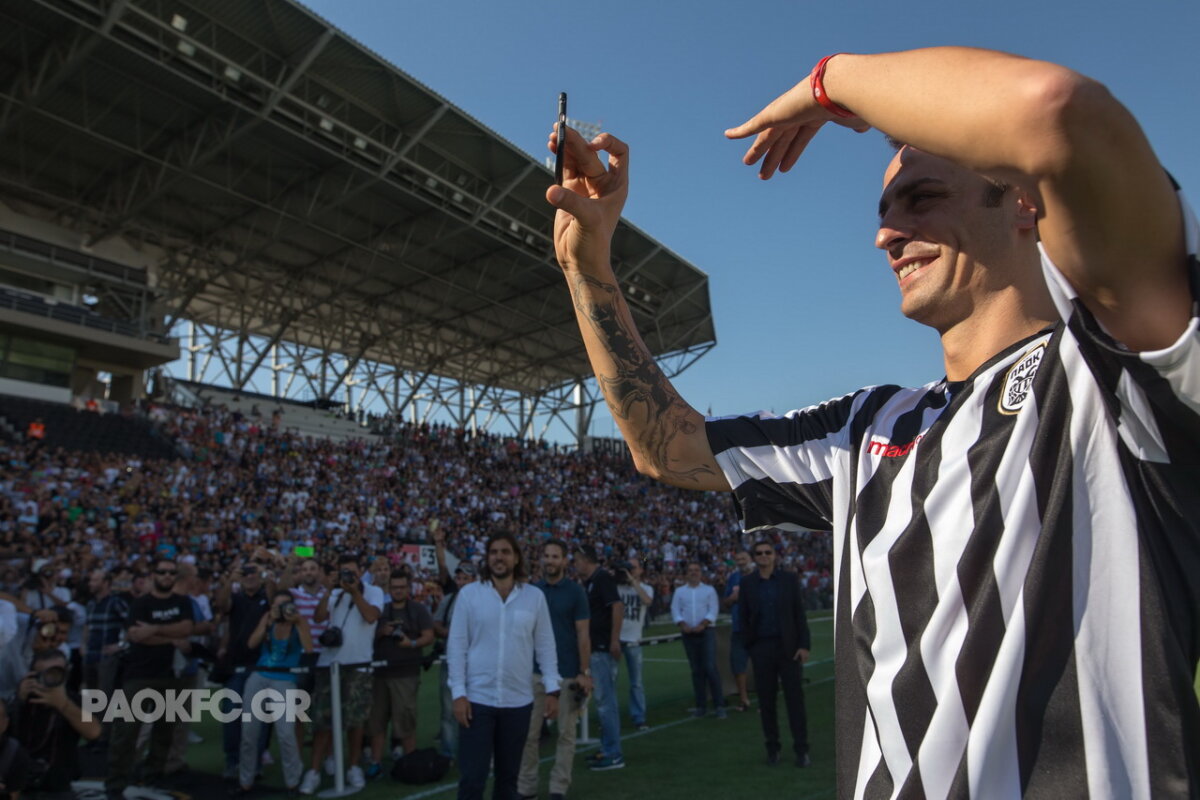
{"left": 546, "top": 47, "right": 1198, "bottom": 798}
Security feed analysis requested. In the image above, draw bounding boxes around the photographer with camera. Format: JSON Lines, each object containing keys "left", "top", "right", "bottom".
{"left": 106, "top": 558, "right": 193, "bottom": 799}
{"left": 12, "top": 647, "right": 100, "bottom": 799}
{"left": 235, "top": 590, "right": 313, "bottom": 796}
{"left": 0, "top": 608, "right": 71, "bottom": 703}
{"left": 214, "top": 556, "right": 271, "bottom": 781}
{"left": 299, "top": 553, "right": 383, "bottom": 795}
{"left": 615, "top": 558, "right": 653, "bottom": 731}
{"left": 518, "top": 539, "right": 590, "bottom": 800}
{"left": 366, "top": 572, "right": 433, "bottom": 778}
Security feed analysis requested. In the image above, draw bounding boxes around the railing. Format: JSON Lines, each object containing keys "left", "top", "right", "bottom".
{"left": 0, "top": 286, "right": 171, "bottom": 344}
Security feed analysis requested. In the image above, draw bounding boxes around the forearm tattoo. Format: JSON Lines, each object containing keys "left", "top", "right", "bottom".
{"left": 570, "top": 273, "right": 715, "bottom": 484}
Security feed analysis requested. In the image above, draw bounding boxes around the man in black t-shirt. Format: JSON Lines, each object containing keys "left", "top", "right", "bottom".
{"left": 107, "top": 558, "right": 193, "bottom": 798}
{"left": 574, "top": 545, "right": 624, "bottom": 770}
{"left": 214, "top": 559, "right": 270, "bottom": 780}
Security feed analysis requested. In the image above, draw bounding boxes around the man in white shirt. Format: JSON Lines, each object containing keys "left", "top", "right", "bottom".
{"left": 299, "top": 554, "right": 384, "bottom": 795}
{"left": 448, "top": 532, "right": 560, "bottom": 800}
{"left": 616, "top": 558, "right": 654, "bottom": 730}
{"left": 670, "top": 562, "right": 725, "bottom": 718}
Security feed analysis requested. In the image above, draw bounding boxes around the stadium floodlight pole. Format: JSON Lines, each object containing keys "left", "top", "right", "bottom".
{"left": 318, "top": 661, "right": 363, "bottom": 797}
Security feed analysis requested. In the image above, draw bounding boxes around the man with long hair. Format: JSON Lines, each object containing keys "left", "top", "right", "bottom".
{"left": 447, "top": 532, "right": 560, "bottom": 800}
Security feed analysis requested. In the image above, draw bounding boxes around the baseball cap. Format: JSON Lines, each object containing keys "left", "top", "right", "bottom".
{"left": 32, "top": 558, "right": 51, "bottom": 575}
{"left": 455, "top": 562, "right": 478, "bottom": 577}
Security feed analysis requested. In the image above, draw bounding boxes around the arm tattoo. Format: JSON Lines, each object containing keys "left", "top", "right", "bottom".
{"left": 569, "top": 273, "right": 716, "bottom": 484}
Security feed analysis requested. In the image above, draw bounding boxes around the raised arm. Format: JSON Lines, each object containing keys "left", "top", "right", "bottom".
{"left": 546, "top": 129, "right": 730, "bottom": 490}
{"left": 726, "top": 47, "right": 1188, "bottom": 350}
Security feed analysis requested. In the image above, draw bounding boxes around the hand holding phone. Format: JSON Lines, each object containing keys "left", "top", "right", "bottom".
{"left": 554, "top": 92, "right": 567, "bottom": 186}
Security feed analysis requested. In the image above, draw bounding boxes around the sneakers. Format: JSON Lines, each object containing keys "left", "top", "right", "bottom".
{"left": 692, "top": 709, "right": 707, "bottom": 719}
{"left": 262, "top": 750, "right": 275, "bottom": 766}
{"left": 589, "top": 754, "right": 625, "bottom": 771}
{"left": 323, "top": 756, "right": 336, "bottom": 776}
{"left": 796, "top": 753, "right": 811, "bottom": 768}
{"left": 346, "top": 765, "right": 366, "bottom": 789}
{"left": 299, "top": 769, "right": 321, "bottom": 795}
{"left": 364, "top": 761, "right": 382, "bottom": 780}
{"left": 767, "top": 751, "right": 780, "bottom": 766}
{"left": 391, "top": 745, "right": 405, "bottom": 761}
{"left": 716, "top": 707, "right": 728, "bottom": 719}
{"left": 635, "top": 723, "right": 650, "bottom": 732}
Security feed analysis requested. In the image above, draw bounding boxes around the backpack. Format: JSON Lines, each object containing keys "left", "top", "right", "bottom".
{"left": 391, "top": 747, "right": 451, "bottom": 784}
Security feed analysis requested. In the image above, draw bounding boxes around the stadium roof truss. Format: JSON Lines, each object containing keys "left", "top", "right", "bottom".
{"left": 0, "top": 0, "right": 716, "bottom": 442}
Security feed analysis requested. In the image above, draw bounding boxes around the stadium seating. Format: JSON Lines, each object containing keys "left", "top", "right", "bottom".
{"left": 0, "top": 393, "right": 177, "bottom": 458}
{"left": 183, "top": 382, "right": 378, "bottom": 444}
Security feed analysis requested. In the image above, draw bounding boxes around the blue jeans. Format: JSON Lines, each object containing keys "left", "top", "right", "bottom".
{"left": 590, "top": 651, "right": 621, "bottom": 758}
{"left": 457, "top": 702, "right": 532, "bottom": 800}
{"left": 621, "top": 643, "right": 646, "bottom": 726}
{"left": 681, "top": 628, "right": 723, "bottom": 713}
{"left": 439, "top": 661, "right": 458, "bottom": 758}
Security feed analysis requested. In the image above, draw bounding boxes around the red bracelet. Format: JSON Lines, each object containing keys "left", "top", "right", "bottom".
{"left": 810, "top": 54, "right": 855, "bottom": 119}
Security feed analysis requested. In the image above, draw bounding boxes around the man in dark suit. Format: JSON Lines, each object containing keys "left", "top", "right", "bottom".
{"left": 739, "top": 540, "right": 810, "bottom": 767}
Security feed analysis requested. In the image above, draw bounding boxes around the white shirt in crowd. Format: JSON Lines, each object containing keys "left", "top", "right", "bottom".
{"left": 671, "top": 582, "right": 719, "bottom": 630}
{"left": 317, "top": 581, "right": 386, "bottom": 668}
{"left": 618, "top": 582, "right": 655, "bottom": 643}
{"left": 447, "top": 580, "right": 560, "bottom": 708}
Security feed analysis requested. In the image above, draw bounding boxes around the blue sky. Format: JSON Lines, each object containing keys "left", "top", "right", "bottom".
{"left": 301, "top": 0, "right": 1198, "bottom": 435}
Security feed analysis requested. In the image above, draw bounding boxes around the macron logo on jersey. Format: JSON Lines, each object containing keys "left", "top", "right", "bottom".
{"left": 867, "top": 435, "right": 923, "bottom": 458}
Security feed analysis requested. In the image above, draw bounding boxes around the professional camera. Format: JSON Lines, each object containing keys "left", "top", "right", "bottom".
{"left": 278, "top": 601, "right": 298, "bottom": 620}
{"left": 35, "top": 664, "right": 66, "bottom": 689}
{"left": 613, "top": 561, "right": 633, "bottom": 583}
{"left": 319, "top": 627, "right": 343, "bottom": 648}
{"left": 339, "top": 568, "right": 356, "bottom": 585}
{"left": 37, "top": 622, "right": 58, "bottom": 639}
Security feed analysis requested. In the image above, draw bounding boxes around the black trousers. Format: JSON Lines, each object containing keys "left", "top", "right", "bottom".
{"left": 457, "top": 701, "right": 532, "bottom": 800}
{"left": 749, "top": 637, "right": 808, "bottom": 756}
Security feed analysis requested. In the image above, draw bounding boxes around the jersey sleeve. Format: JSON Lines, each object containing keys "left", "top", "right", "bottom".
{"left": 706, "top": 390, "right": 865, "bottom": 531}
{"left": 1039, "top": 186, "right": 1200, "bottom": 464}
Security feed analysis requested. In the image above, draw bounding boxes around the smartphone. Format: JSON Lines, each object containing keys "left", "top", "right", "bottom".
{"left": 554, "top": 92, "right": 567, "bottom": 185}
{"left": 295, "top": 545, "right": 314, "bottom": 558}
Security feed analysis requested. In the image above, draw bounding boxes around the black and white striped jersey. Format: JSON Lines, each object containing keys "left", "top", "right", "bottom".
{"left": 706, "top": 187, "right": 1200, "bottom": 799}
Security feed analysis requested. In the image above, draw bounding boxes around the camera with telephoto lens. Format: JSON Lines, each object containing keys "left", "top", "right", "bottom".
{"left": 613, "top": 561, "right": 633, "bottom": 583}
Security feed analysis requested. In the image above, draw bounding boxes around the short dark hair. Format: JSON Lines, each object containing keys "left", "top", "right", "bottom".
{"left": 31, "top": 648, "right": 65, "bottom": 667}
{"left": 886, "top": 137, "right": 1009, "bottom": 207}
{"left": 337, "top": 553, "right": 360, "bottom": 567}
{"left": 575, "top": 544, "right": 599, "bottom": 565}
{"left": 543, "top": 539, "right": 568, "bottom": 558}
{"left": 753, "top": 541, "right": 776, "bottom": 555}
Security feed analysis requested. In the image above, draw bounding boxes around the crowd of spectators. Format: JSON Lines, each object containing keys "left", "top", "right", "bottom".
{"left": 0, "top": 395, "right": 833, "bottom": 795}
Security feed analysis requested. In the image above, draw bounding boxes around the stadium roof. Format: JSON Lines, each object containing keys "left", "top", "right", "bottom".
{"left": 0, "top": 0, "right": 715, "bottom": 397}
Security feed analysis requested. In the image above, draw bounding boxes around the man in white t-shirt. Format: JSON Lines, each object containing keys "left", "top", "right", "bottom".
{"left": 300, "top": 554, "right": 384, "bottom": 795}
{"left": 615, "top": 558, "right": 654, "bottom": 730}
